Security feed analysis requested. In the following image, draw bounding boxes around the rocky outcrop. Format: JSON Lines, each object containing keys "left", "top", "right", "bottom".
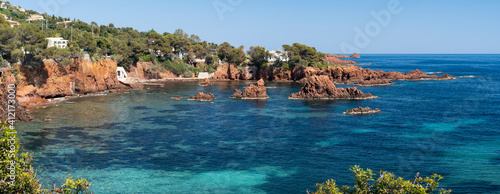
{"left": 344, "top": 107, "right": 381, "bottom": 115}
{"left": 188, "top": 92, "right": 216, "bottom": 101}
{"left": 200, "top": 78, "right": 211, "bottom": 86}
{"left": 127, "top": 61, "right": 176, "bottom": 80}
{"left": 289, "top": 75, "right": 376, "bottom": 100}
{"left": 0, "top": 68, "right": 33, "bottom": 121}
{"left": 213, "top": 64, "right": 246, "bottom": 80}
{"left": 350, "top": 53, "right": 360, "bottom": 58}
{"left": 323, "top": 55, "right": 358, "bottom": 65}
{"left": 230, "top": 79, "right": 269, "bottom": 100}
{"left": 17, "top": 59, "right": 129, "bottom": 101}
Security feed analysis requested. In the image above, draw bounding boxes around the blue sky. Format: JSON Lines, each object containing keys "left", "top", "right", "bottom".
{"left": 11, "top": 0, "right": 500, "bottom": 54}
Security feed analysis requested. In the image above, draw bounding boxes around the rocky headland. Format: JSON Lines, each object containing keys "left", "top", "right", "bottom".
{"left": 289, "top": 75, "right": 376, "bottom": 100}
{"left": 212, "top": 63, "right": 454, "bottom": 86}
{"left": 230, "top": 79, "right": 269, "bottom": 100}
{"left": 344, "top": 107, "right": 381, "bottom": 115}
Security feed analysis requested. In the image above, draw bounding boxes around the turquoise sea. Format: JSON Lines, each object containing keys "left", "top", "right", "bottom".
{"left": 17, "top": 54, "right": 500, "bottom": 193}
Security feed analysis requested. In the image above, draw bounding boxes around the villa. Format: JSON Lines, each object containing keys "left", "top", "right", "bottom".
{"left": 26, "top": 14, "right": 44, "bottom": 22}
{"left": 57, "top": 20, "right": 73, "bottom": 26}
{"left": 46, "top": 37, "right": 69, "bottom": 49}
{"left": 7, "top": 20, "right": 19, "bottom": 27}
{"left": 116, "top": 67, "right": 128, "bottom": 81}
{"left": 268, "top": 50, "right": 289, "bottom": 63}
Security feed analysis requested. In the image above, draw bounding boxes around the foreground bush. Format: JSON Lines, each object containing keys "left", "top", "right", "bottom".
{"left": 0, "top": 122, "right": 92, "bottom": 193}
{"left": 309, "top": 165, "right": 451, "bottom": 194}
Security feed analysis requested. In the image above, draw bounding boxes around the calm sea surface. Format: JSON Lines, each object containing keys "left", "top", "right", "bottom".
{"left": 17, "top": 54, "right": 500, "bottom": 193}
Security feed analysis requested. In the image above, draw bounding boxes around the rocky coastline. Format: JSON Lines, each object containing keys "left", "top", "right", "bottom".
{"left": 0, "top": 54, "right": 456, "bottom": 121}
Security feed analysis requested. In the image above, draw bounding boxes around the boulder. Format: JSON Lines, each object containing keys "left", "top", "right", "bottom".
{"left": 344, "top": 106, "right": 381, "bottom": 115}
{"left": 350, "top": 53, "right": 361, "bottom": 58}
{"left": 289, "top": 75, "right": 376, "bottom": 100}
{"left": 170, "top": 96, "right": 183, "bottom": 101}
{"left": 231, "top": 79, "right": 269, "bottom": 100}
{"left": 200, "top": 78, "right": 211, "bottom": 86}
{"left": 188, "top": 92, "right": 216, "bottom": 101}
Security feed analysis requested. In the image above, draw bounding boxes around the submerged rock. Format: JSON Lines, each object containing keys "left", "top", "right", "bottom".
{"left": 289, "top": 75, "right": 376, "bottom": 100}
{"left": 230, "top": 79, "right": 269, "bottom": 100}
{"left": 344, "top": 107, "right": 381, "bottom": 115}
{"left": 188, "top": 92, "right": 216, "bottom": 101}
{"left": 170, "top": 96, "right": 183, "bottom": 100}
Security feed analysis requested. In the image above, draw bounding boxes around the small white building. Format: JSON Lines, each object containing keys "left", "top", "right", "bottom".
{"left": 0, "top": 3, "right": 7, "bottom": 9}
{"left": 46, "top": 37, "right": 68, "bottom": 49}
{"left": 116, "top": 67, "right": 128, "bottom": 81}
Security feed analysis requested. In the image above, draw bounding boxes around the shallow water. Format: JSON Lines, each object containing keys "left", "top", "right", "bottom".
{"left": 17, "top": 54, "right": 500, "bottom": 193}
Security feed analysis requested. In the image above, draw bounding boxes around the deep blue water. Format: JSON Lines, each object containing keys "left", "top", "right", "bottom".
{"left": 17, "top": 54, "right": 500, "bottom": 193}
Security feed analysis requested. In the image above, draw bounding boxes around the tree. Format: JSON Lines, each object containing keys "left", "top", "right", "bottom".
{"left": 247, "top": 46, "right": 269, "bottom": 67}
{"left": 283, "top": 43, "right": 325, "bottom": 67}
{"left": 226, "top": 46, "right": 245, "bottom": 65}
{"left": 147, "top": 31, "right": 172, "bottom": 56}
{"left": 308, "top": 166, "right": 452, "bottom": 194}
{"left": 217, "top": 42, "right": 234, "bottom": 62}
{"left": 17, "top": 23, "right": 46, "bottom": 53}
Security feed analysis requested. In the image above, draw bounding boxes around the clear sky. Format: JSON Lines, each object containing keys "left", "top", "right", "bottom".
{"left": 10, "top": 0, "right": 500, "bottom": 54}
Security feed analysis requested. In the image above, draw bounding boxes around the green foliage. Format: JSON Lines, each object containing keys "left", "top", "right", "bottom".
{"left": 217, "top": 42, "right": 234, "bottom": 62}
{"left": 247, "top": 46, "right": 269, "bottom": 67}
{"left": 0, "top": 122, "right": 92, "bottom": 193}
{"left": 226, "top": 46, "right": 246, "bottom": 65}
{"left": 309, "top": 166, "right": 452, "bottom": 194}
{"left": 283, "top": 43, "right": 325, "bottom": 68}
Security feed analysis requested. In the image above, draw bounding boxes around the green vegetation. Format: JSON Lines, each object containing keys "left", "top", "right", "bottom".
{"left": 0, "top": 122, "right": 92, "bottom": 193}
{"left": 309, "top": 166, "right": 452, "bottom": 194}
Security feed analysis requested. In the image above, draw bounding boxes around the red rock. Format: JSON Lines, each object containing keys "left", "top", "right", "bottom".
{"left": 231, "top": 79, "right": 269, "bottom": 99}
{"left": 200, "top": 78, "right": 211, "bottom": 86}
{"left": 344, "top": 106, "right": 381, "bottom": 115}
{"left": 350, "top": 53, "right": 361, "bottom": 58}
{"left": 289, "top": 75, "right": 376, "bottom": 100}
{"left": 0, "top": 68, "right": 33, "bottom": 121}
{"left": 188, "top": 92, "right": 216, "bottom": 101}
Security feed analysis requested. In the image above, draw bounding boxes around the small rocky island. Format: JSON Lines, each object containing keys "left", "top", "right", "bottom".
{"left": 289, "top": 75, "right": 376, "bottom": 100}
{"left": 200, "top": 78, "right": 212, "bottom": 86}
{"left": 230, "top": 79, "right": 269, "bottom": 100}
{"left": 344, "top": 107, "right": 381, "bottom": 115}
{"left": 188, "top": 92, "right": 216, "bottom": 101}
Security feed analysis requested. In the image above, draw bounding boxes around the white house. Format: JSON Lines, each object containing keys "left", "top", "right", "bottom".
{"left": 46, "top": 37, "right": 68, "bottom": 49}
{"left": 116, "top": 67, "right": 128, "bottom": 81}
{"left": 267, "top": 50, "right": 289, "bottom": 63}
{"left": 26, "top": 14, "right": 44, "bottom": 22}
{"left": 7, "top": 20, "right": 19, "bottom": 28}
{"left": 0, "top": 3, "right": 7, "bottom": 9}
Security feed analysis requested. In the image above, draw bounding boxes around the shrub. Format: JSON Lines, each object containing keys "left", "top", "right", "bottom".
{"left": 308, "top": 165, "right": 452, "bottom": 194}
{"left": 0, "top": 122, "right": 92, "bottom": 193}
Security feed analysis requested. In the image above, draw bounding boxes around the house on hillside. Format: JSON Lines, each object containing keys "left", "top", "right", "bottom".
{"left": 7, "top": 20, "right": 19, "bottom": 27}
{"left": 0, "top": 3, "right": 7, "bottom": 9}
{"left": 56, "top": 20, "right": 72, "bottom": 26}
{"left": 26, "top": 14, "right": 44, "bottom": 22}
{"left": 46, "top": 37, "right": 68, "bottom": 49}
{"left": 267, "top": 50, "right": 289, "bottom": 63}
